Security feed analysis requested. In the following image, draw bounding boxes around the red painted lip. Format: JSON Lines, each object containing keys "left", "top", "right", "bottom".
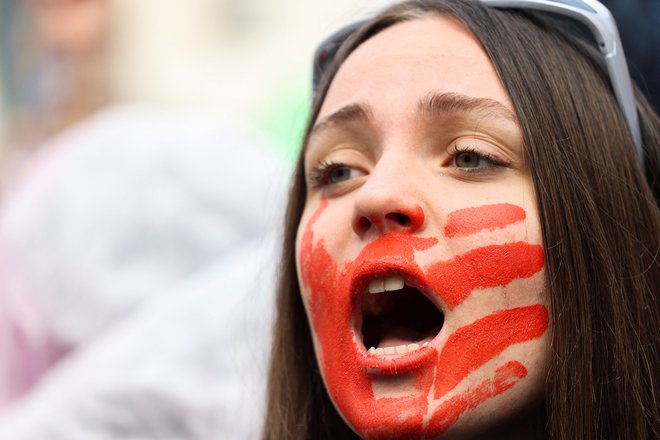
{"left": 359, "top": 345, "right": 437, "bottom": 375}
{"left": 349, "top": 257, "right": 444, "bottom": 375}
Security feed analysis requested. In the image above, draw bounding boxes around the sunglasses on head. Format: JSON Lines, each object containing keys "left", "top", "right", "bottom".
{"left": 312, "top": 0, "right": 644, "bottom": 167}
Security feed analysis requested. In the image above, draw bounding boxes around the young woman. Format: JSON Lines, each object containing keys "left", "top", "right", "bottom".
{"left": 264, "top": 1, "right": 659, "bottom": 438}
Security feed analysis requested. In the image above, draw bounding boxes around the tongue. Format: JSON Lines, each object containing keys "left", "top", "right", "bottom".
{"left": 378, "top": 326, "right": 426, "bottom": 348}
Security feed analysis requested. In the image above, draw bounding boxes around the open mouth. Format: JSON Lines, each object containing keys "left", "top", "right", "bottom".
{"left": 360, "top": 275, "right": 444, "bottom": 356}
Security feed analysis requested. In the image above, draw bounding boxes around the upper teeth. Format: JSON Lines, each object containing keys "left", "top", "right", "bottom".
{"left": 368, "top": 276, "right": 404, "bottom": 294}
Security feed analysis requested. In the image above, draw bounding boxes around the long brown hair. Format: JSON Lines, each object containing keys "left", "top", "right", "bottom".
{"left": 263, "top": 1, "right": 660, "bottom": 439}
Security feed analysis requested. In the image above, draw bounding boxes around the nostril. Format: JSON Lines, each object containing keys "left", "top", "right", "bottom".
{"left": 358, "top": 217, "right": 372, "bottom": 232}
{"left": 386, "top": 212, "right": 411, "bottom": 227}
{"left": 353, "top": 205, "right": 424, "bottom": 236}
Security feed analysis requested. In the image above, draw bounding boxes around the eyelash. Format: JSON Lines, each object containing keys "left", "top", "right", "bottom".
{"left": 309, "top": 160, "right": 345, "bottom": 189}
{"left": 308, "top": 145, "right": 510, "bottom": 188}
{"left": 449, "top": 144, "right": 511, "bottom": 171}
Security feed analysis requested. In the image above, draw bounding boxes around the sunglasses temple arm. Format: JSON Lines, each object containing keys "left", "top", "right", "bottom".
{"left": 605, "top": 45, "right": 644, "bottom": 164}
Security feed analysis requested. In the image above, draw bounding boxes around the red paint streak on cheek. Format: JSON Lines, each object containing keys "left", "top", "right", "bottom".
{"left": 299, "top": 200, "right": 374, "bottom": 417}
{"left": 444, "top": 203, "right": 526, "bottom": 237}
{"left": 299, "top": 198, "right": 328, "bottom": 288}
{"left": 303, "top": 241, "right": 389, "bottom": 435}
{"left": 426, "top": 242, "right": 544, "bottom": 309}
{"left": 434, "top": 305, "right": 548, "bottom": 399}
{"left": 425, "top": 361, "right": 528, "bottom": 436}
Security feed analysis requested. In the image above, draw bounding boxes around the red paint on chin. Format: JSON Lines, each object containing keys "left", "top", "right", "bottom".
{"left": 298, "top": 201, "right": 548, "bottom": 438}
{"left": 444, "top": 203, "right": 526, "bottom": 237}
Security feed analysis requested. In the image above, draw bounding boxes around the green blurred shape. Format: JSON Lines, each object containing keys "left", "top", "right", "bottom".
{"left": 254, "top": 80, "right": 311, "bottom": 167}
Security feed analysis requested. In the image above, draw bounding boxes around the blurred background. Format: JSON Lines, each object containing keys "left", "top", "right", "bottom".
{"left": 0, "top": 0, "right": 384, "bottom": 180}
{"left": 0, "top": 0, "right": 657, "bottom": 176}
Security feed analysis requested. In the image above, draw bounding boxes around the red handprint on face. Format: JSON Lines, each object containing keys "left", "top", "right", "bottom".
{"left": 299, "top": 201, "right": 548, "bottom": 439}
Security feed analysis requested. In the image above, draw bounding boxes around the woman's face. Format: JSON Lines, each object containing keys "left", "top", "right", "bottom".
{"left": 296, "top": 16, "right": 550, "bottom": 439}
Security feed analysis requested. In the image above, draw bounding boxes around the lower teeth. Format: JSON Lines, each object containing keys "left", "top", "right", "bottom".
{"left": 367, "top": 341, "right": 429, "bottom": 355}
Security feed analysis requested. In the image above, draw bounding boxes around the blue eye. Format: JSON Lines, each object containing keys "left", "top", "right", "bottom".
{"left": 310, "top": 160, "right": 366, "bottom": 188}
{"left": 451, "top": 145, "right": 509, "bottom": 171}
{"left": 455, "top": 151, "right": 483, "bottom": 168}
{"left": 328, "top": 165, "right": 357, "bottom": 183}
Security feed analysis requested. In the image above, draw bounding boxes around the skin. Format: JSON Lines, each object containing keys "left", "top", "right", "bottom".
{"left": 296, "top": 16, "right": 550, "bottom": 439}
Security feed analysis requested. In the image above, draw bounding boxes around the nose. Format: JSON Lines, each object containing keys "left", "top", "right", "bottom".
{"left": 351, "top": 163, "right": 425, "bottom": 237}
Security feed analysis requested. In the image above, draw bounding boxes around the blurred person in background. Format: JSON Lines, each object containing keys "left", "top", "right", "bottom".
{"left": 0, "top": 0, "right": 111, "bottom": 190}
{"left": 0, "top": 0, "right": 286, "bottom": 438}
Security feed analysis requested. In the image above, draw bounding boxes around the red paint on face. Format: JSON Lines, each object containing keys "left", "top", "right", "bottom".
{"left": 367, "top": 204, "right": 426, "bottom": 233}
{"left": 299, "top": 198, "right": 329, "bottom": 288}
{"left": 298, "top": 202, "right": 548, "bottom": 438}
{"left": 426, "top": 242, "right": 545, "bottom": 309}
{"left": 444, "top": 203, "right": 526, "bottom": 237}
{"left": 300, "top": 201, "right": 433, "bottom": 436}
{"left": 426, "top": 361, "right": 528, "bottom": 434}
{"left": 433, "top": 305, "right": 548, "bottom": 399}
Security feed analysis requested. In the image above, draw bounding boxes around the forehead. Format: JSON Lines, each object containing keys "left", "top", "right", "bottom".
{"left": 317, "top": 15, "right": 514, "bottom": 122}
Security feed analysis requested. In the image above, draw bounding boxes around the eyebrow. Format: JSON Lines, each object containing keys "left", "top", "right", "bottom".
{"left": 309, "top": 91, "right": 517, "bottom": 140}
{"left": 309, "top": 103, "right": 374, "bottom": 138}
{"left": 418, "top": 91, "right": 517, "bottom": 123}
